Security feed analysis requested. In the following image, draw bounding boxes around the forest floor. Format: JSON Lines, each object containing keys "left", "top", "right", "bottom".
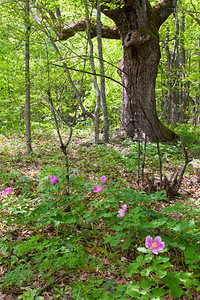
{"left": 0, "top": 127, "right": 200, "bottom": 299}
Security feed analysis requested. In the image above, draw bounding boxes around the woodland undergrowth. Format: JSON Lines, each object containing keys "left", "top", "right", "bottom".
{"left": 0, "top": 125, "right": 200, "bottom": 300}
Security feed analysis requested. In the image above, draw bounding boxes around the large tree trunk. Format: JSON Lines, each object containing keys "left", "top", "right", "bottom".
{"left": 102, "top": 0, "right": 178, "bottom": 142}
{"left": 119, "top": 35, "right": 176, "bottom": 141}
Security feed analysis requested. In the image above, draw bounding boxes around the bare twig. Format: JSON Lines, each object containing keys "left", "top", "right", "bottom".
{"left": 141, "top": 128, "right": 147, "bottom": 187}
{"left": 156, "top": 141, "right": 162, "bottom": 187}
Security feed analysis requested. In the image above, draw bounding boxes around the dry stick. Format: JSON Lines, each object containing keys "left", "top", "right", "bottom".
{"left": 137, "top": 136, "right": 141, "bottom": 189}
{"left": 136, "top": 112, "right": 141, "bottom": 189}
{"left": 173, "top": 144, "right": 191, "bottom": 192}
{"left": 169, "top": 167, "right": 178, "bottom": 183}
{"left": 156, "top": 141, "right": 163, "bottom": 188}
{"left": 164, "top": 143, "right": 191, "bottom": 199}
{"left": 141, "top": 122, "right": 147, "bottom": 189}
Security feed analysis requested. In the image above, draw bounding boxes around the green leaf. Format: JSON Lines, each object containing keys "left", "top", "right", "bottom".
{"left": 143, "top": 254, "right": 153, "bottom": 263}
{"left": 156, "top": 256, "right": 170, "bottom": 264}
{"left": 128, "top": 262, "right": 140, "bottom": 275}
{"left": 136, "top": 255, "right": 144, "bottom": 263}
{"left": 140, "top": 296, "right": 149, "bottom": 300}
{"left": 137, "top": 247, "right": 149, "bottom": 253}
{"left": 155, "top": 270, "right": 167, "bottom": 278}
{"left": 162, "top": 276, "right": 184, "bottom": 298}
{"left": 177, "top": 271, "right": 193, "bottom": 288}
{"left": 122, "top": 239, "right": 132, "bottom": 250}
{"left": 126, "top": 282, "right": 140, "bottom": 297}
{"left": 140, "top": 277, "right": 151, "bottom": 290}
{"left": 152, "top": 287, "right": 167, "bottom": 297}
{"left": 141, "top": 266, "right": 153, "bottom": 276}
{"left": 104, "top": 234, "right": 122, "bottom": 246}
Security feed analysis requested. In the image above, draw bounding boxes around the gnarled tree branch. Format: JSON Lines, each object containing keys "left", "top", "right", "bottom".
{"left": 155, "top": 0, "right": 177, "bottom": 29}
{"left": 58, "top": 19, "right": 120, "bottom": 40}
{"left": 33, "top": 3, "right": 120, "bottom": 41}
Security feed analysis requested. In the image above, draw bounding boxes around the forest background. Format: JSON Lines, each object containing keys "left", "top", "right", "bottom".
{"left": 0, "top": 0, "right": 200, "bottom": 299}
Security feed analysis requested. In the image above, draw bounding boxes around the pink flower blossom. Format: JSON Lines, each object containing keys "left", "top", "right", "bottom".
{"left": 76, "top": 113, "right": 80, "bottom": 118}
{"left": 117, "top": 204, "right": 127, "bottom": 217}
{"left": 145, "top": 235, "right": 165, "bottom": 254}
{"left": 2, "top": 188, "right": 12, "bottom": 196}
{"left": 94, "top": 185, "right": 103, "bottom": 193}
{"left": 50, "top": 176, "right": 58, "bottom": 184}
{"left": 100, "top": 176, "right": 107, "bottom": 184}
{"left": 126, "top": 150, "right": 130, "bottom": 155}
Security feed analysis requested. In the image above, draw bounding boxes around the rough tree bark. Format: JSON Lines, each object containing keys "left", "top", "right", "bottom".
{"left": 36, "top": 0, "right": 179, "bottom": 142}
{"left": 100, "top": 0, "right": 178, "bottom": 141}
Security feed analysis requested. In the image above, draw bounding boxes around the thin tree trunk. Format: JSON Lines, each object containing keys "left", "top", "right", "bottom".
{"left": 84, "top": 0, "right": 101, "bottom": 144}
{"left": 172, "top": 8, "right": 180, "bottom": 125}
{"left": 198, "top": 36, "right": 200, "bottom": 126}
{"left": 161, "top": 27, "right": 172, "bottom": 123}
{"left": 24, "top": 0, "right": 32, "bottom": 152}
{"left": 195, "top": 35, "right": 200, "bottom": 126}
{"left": 96, "top": 0, "right": 109, "bottom": 142}
{"left": 180, "top": 11, "right": 188, "bottom": 122}
{"left": 162, "top": 10, "right": 180, "bottom": 126}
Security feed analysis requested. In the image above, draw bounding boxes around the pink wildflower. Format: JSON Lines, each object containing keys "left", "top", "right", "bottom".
{"left": 117, "top": 204, "right": 127, "bottom": 217}
{"left": 126, "top": 150, "right": 130, "bottom": 155}
{"left": 50, "top": 176, "right": 58, "bottom": 184}
{"left": 94, "top": 185, "right": 103, "bottom": 193}
{"left": 145, "top": 235, "right": 165, "bottom": 254}
{"left": 100, "top": 176, "right": 107, "bottom": 184}
{"left": 2, "top": 188, "right": 12, "bottom": 196}
{"left": 76, "top": 113, "right": 80, "bottom": 118}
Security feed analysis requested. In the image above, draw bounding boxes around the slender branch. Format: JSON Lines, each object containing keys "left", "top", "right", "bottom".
{"left": 52, "top": 63, "right": 126, "bottom": 89}
{"left": 141, "top": 122, "right": 147, "bottom": 188}
{"left": 184, "top": 10, "right": 200, "bottom": 26}
{"left": 156, "top": 141, "right": 162, "bottom": 187}
{"left": 174, "top": 144, "right": 191, "bottom": 191}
